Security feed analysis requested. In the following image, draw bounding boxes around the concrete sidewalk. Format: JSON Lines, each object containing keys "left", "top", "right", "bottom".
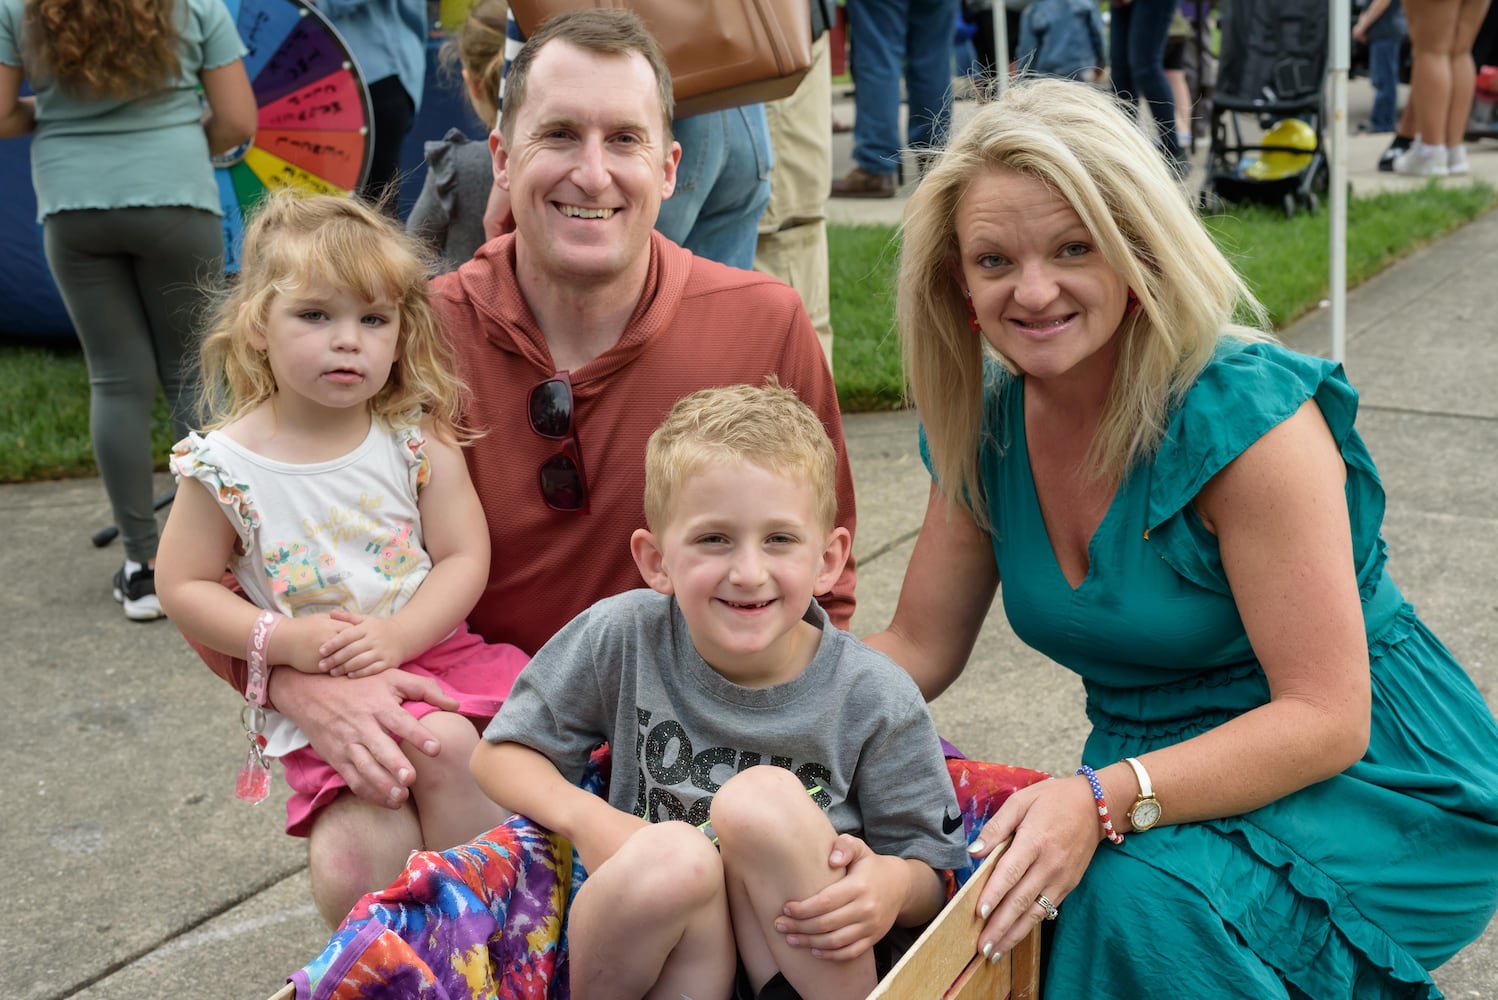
{"left": 6, "top": 86, "right": 1497, "bottom": 1000}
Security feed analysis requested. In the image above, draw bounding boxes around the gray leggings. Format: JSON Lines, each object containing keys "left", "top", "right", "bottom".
{"left": 43, "top": 206, "right": 223, "bottom": 563}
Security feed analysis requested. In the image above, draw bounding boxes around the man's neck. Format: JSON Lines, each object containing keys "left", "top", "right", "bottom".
{"left": 514, "top": 249, "right": 650, "bottom": 372}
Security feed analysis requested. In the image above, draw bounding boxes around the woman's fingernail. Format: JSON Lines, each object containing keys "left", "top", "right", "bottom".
{"left": 968, "top": 839, "right": 985, "bottom": 854}
{"left": 981, "top": 941, "right": 993, "bottom": 959}
{"left": 397, "top": 767, "right": 414, "bottom": 785}
{"left": 980, "top": 902, "right": 992, "bottom": 920}
{"left": 989, "top": 949, "right": 1003, "bottom": 965}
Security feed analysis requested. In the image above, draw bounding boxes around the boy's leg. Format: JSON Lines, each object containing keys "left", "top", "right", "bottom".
{"left": 568, "top": 821, "right": 736, "bottom": 1000}
{"left": 712, "top": 766, "right": 877, "bottom": 1000}
{"left": 404, "top": 711, "right": 507, "bottom": 850}
{"left": 1369, "top": 38, "right": 1401, "bottom": 132}
{"left": 306, "top": 791, "right": 422, "bottom": 927}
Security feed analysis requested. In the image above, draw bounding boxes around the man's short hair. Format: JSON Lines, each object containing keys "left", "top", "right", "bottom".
{"left": 644, "top": 379, "right": 839, "bottom": 533}
{"left": 499, "top": 8, "right": 675, "bottom": 143}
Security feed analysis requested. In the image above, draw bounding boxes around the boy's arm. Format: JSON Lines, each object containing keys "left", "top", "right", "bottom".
{"left": 471, "top": 740, "right": 647, "bottom": 874}
{"left": 319, "top": 426, "right": 490, "bottom": 676}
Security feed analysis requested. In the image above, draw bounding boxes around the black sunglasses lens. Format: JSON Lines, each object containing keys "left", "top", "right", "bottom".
{"left": 539, "top": 453, "right": 586, "bottom": 511}
{"left": 529, "top": 380, "right": 572, "bottom": 438}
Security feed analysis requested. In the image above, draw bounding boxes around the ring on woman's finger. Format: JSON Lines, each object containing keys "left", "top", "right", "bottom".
{"left": 1036, "top": 894, "right": 1060, "bottom": 921}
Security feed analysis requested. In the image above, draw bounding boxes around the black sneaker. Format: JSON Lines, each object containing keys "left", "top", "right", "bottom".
{"left": 1378, "top": 137, "right": 1412, "bottom": 172}
{"left": 113, "top": 563, "right": 164, "bottom": 621}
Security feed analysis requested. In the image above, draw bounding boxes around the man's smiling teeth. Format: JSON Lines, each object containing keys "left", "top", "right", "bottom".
{"left": 560, "top": 204, "right": 615, "bottom": 219}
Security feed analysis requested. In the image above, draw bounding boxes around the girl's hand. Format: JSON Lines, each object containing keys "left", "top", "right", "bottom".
{"left": 776, "top": 834, "right": 904, "bottom": 961}
{"left": 276, "top": 614, "right": 350, "bottom": 673}
{"left": 967, "top": 776, "right": 1103, "bottom": 960}
{"left": 319, "top": 609, "right": 411, "bottom": 677}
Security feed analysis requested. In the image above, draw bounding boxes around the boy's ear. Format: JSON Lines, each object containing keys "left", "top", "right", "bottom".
{"left": 815, "top": 525, "right": 852, "bottom": 595}
{"left": 630, "top": 527, "right": 675, "bottom": 595}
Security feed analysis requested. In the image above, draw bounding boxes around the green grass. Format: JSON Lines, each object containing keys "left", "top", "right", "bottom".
{"left": 2, "top": 181, "right": 1494, "bottom": 484}
{"left": 829, "top": 180, "right": 1498, "bottom": 411}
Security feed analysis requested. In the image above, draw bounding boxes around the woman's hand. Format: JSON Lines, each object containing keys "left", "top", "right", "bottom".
{"left": 968, "top": 775, "right": 1104, "bottom": 959}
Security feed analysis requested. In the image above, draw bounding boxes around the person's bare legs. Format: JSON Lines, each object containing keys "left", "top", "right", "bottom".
{"left": 568, "top": 821, "right": 736, "bottom": 1000}
{"left": 1407, "top": 0, "right": 1461, "bottom": 143}
{"left": 405, "top": 711, "right": 507, "bottom": 850}
{"left": 1449, "top": 0, "right": 1496, "bottom": 144}
{"left": 1167, "top": 67, "right": 1193, "bottom": 146}
{"left": 306, "top": 791, "right": 422, "bottom": 927}
{"left": 713, "top": 766, "right": 877, "bottom": 1000}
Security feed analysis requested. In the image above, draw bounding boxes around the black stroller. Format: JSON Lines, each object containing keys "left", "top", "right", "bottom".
{"left": 1198, "top": 0, "right": 1331, "bottom": 217}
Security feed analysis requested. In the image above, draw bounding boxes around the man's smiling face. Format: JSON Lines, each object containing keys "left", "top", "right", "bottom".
{"left": 494, "top": 39, "right": 680, "bottom": 291}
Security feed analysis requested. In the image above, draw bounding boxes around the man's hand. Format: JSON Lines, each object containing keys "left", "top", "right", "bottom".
{"left": 775, "top": 834, "right": 907, "bottom": 961}
{"left": 319, "top": 609, "right": 411, "bottom": 677}
{"left": 267, "top": 667, "right": 460, "bottom": 807}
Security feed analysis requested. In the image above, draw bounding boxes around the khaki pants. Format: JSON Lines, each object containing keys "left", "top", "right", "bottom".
{"left": 755, "top": 36, "right": 835, "bottom": 365}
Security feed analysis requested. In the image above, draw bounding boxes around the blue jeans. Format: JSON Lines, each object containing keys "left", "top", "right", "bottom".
{"left": 1368, "top": 37, "right": 1401, "bottom": 132}
{"left": 1109, "top": 0, "right": 1180, "bottom": 154}
{"left": 848, "top": 0, "right": 960, "bottom": 176}
{"left": 655, "top": 105, "right": 773, "bottom": 270}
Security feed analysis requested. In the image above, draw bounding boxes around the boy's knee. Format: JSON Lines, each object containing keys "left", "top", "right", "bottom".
{"left": 613, "top": 821, "right": 725, "bottom": 911}
{"left": 711, "top": 765, "right": 813, "bottom": 848}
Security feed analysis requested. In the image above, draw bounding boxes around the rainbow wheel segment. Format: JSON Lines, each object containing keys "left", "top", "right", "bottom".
{"left": 215, "top": 0, "right": 372, "bottom": 269}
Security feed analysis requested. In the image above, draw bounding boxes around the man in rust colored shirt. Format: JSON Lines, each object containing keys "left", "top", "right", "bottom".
{"left": 195, "top": 9, "right": 856, "bottom": 924}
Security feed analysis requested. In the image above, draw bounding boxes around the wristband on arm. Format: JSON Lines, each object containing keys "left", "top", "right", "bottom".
{"left": 236, "top": 610, "right": 282, "bottom": 804}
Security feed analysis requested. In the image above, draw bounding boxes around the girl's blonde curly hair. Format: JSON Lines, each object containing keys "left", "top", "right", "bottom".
{"left": 196, "top": 192, "right": 474, "bottom": 443}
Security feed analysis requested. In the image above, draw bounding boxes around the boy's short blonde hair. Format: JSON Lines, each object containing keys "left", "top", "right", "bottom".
{"left": 644, "top": 380, "right": 838, "bottom": 533}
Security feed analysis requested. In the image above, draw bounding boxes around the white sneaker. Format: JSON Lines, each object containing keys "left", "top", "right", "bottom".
{"left": 1449, "top": 144, "right": 1470, "bottom": 175}
{"left": 1393, "top": 145, "right": 1450, "bottom": 177}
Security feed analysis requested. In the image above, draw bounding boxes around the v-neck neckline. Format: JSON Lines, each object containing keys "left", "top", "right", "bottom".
{"left": 1015, "top": 380, "right": 1123, "bottom": 594}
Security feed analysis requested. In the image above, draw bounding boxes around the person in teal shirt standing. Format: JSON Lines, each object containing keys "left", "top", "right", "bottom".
{"left": 0, "top": 0, "right": 255, "bottom": 620}
{"left": 841, "top": 78, "right": 1498, "bottom": 997}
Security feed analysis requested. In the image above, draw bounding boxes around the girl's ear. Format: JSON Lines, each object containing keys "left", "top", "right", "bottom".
{"left": 630, "top": 528, "right": 674, "bottom": 595}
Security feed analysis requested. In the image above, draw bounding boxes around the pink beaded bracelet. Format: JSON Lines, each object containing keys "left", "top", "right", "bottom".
{"left": 1076, "top": 764, "right": 1125, "bottom": 845}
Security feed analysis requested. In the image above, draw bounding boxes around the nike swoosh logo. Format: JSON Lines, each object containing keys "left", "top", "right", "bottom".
{"left": 942, "top": 810, "right": 963, "bottom": 835}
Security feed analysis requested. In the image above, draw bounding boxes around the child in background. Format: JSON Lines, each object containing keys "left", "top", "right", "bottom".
{"left": 1354, "top": 0, "right": 1407, "bottom": 134}
{"left": 472, "top": 382, "right": 968, "bottom": 1000}
{"left": 156, "top": 192, "right": 527, "bottom": 927}
{"left": 1016, "top": 0, "right": 1107, "bottom": 82}
{"left": 406, "top": 0, "right": 507, "bottom": 270}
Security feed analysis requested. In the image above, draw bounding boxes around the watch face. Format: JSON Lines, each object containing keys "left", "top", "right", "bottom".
{"left": 1131, "top": 798, "right": 1162, "bottom": 830}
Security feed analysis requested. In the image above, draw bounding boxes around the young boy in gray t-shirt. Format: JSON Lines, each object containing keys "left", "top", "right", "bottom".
{"left": 473, "top": 381, "right": 967, "bottom": 1000}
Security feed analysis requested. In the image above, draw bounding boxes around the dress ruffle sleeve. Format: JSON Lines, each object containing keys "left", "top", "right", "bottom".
{"left": 169, "top": 431, "right": 260, "bottom": 551}
{"left": 1144, "top": 340, "right": 1388, "bottom": 598}
{"left": 390, "top": 417, "right": 430, "bottom": 496}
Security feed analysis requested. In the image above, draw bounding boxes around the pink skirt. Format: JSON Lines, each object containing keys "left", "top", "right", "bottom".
{"left": 279, "top": 622, "right": 528, "bottom": 836}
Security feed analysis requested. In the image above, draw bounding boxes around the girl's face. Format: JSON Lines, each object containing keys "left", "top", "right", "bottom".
{"left": 251, "top": 283, "right": 401, "bottom": 421}
{"left": 955, "top": 167, "right": 1130, "bottom": 388}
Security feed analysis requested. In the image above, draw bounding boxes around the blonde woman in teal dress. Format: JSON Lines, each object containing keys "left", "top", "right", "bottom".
{"left": 818, "top": 78, "right": 1498, "bottom": 997}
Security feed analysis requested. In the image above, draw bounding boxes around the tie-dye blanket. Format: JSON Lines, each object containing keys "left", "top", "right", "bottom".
{"left": 286, "top": 747, "right": 1049, "bottom": 1000}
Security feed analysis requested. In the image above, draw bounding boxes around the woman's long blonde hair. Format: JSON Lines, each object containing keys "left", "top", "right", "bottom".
{"left": 197, "top": 192, "right": 473, "bottom": 442}
{"left": 898, "top": 78, "right": 1270, "bottom": 528}
{"left": 24, "top": 0, "right": 181, "bottom": 99}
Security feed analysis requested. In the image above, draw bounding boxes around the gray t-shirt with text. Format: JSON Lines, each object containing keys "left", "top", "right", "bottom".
{"left": 484, "top": 589, "right": 969, "bottom": 871}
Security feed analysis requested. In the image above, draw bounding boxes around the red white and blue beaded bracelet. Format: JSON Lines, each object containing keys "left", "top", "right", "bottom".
{"left": 1077, "top": 764, "right": 1125, "bottom": 845}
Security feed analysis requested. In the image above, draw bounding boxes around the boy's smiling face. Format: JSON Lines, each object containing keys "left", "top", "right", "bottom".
{"left": 631, "top": 459, "right": 850, "bottom": 687}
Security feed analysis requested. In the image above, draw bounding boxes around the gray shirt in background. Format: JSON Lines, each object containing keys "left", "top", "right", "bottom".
{"left": 485, "top": 588, "right": 969, "bottom": 872}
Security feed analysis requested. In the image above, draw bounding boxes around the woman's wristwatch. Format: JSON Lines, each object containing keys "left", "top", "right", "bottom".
{"left": 1123, "top": 756, "right": 1162, "bottom": 831}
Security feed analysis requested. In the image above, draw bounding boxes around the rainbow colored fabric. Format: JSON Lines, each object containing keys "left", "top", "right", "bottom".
{"left": 288, "top": 747, "right": 1049, "bottom": 1000}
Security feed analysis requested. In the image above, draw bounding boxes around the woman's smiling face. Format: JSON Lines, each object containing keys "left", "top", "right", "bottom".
{"left": 955, "top": 166, "right": 1130, "bottom": 386}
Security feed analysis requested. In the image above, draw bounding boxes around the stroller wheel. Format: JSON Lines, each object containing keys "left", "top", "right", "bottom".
{"left": 1283, "top": 193, "right": 1298, "bottom": 219}
{"left": 1198, "top": 189, "right": 1222, "bottom": 214}
{"left": 1306, "top": 192, "right": 1320, "bottom": 215}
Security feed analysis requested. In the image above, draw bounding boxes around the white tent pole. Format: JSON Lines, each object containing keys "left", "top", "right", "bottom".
{"left": 1329, "top": 0, "right": 1350, "bottom": 363}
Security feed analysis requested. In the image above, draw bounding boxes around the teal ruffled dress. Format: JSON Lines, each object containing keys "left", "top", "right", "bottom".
{"left": 963, "top": 340, "right": 1498, "bottom": 997}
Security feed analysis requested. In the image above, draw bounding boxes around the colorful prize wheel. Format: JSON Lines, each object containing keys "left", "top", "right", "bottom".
{"left": 215, "top": 0, "right": 373, "bottom": 270}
